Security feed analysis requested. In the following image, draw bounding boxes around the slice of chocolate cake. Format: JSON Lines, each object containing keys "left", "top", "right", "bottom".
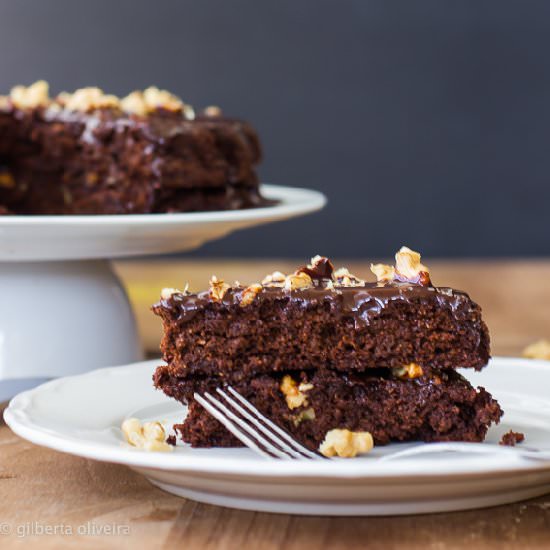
{"left": 152, "top": 248, "right": 503, "bottom": 457}
{"left": 0, "top": 81, "right": 266, "bottom": 215}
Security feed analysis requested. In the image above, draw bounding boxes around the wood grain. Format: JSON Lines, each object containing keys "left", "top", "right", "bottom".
{"left": 1, "top": 259, "right": 550, "bottom": 549}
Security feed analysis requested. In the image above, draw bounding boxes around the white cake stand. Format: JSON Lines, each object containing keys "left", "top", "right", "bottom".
{"left": 0, "top": 184, "right": 325, "bottom": 398}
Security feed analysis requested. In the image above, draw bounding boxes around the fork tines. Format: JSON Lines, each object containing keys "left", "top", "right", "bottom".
{"left": 193, "top": 386, "right": 324, "bottom": 460}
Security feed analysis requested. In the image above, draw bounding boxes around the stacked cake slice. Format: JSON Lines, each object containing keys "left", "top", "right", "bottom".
{"left": 153, "top": 248, "right": 502, "bottom": 457}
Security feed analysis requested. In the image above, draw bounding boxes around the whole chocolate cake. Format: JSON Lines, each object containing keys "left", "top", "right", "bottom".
{"left": 152, "top": 247, "right": 503, "bottom": 457}
{"left": 0, "top": 81, "right": 265, "bottom": 214}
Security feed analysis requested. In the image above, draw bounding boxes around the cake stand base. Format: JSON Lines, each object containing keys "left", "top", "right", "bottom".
{"left": 0, "top": 260, "right": 143, "bottom": 383}
{"left": 0, "top": 185, "right": 325, "bottom": 399}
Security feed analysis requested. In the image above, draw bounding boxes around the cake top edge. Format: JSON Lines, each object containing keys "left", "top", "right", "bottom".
{"left": 0, "top": 80, "right": 223, "bottom": 119}
{"left": 159, "top": 246, "right": 440, "bottom": 303}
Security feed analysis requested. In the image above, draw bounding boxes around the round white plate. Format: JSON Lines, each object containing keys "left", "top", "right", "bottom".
{"left": 5, "top": 357, "right": 550, "bottom": 516}
{"left": 0, "top": 184, "right": 326, "bottom": 261}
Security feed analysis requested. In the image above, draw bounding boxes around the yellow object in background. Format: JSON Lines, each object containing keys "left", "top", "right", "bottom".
{"left": 523, "top": 339, "right": 550, "bottom": 360}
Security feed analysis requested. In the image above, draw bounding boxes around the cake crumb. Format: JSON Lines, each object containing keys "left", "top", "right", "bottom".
{"left": 500, "top": 430, "right": 525, "bottom": 446}
{"left": 166, "top": 434, "right": 177, "bottom": 446}
{"left": 319, "top": 429, "right": 374, "bottom": 458}
{"left": 523, "top": 339, "right": 550, "bottom": 360}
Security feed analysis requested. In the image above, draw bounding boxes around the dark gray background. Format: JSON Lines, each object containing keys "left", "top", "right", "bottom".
{"left": 0, "top": 0, "right": 548, "bottom": 258}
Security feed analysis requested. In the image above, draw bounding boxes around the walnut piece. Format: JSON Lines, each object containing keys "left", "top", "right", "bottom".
{"left": 370, "top": 263, "right": 395, "bottom": 282}
{"left": 209, "top": 276, "right": 230, "bottom": 301}
{"left": 0, "top": 171, "right": 15, "bottom": 189}
{"left": 393, "top": 362, "right": 424, "bottom": 379}
{"left": 284, "top": 271, "right": 313, "bottom": 291}
{"left": 297, "top": 255, "right": 334, "bottom": 280}
{"left": 120, "top": 91, "right": 148, "bottom": 116}
{"left": 370, "top": 247, "right": 430, "bottom": 285}
{"left": 240, "top": 283, "right": 263, "bottom": 307}
{"left": 143, "top": 86, "right": 184, "bottom": 112}
{"left": 121, "top": 418, "right": 173, "bottom": 452}
{"left": 160, "top": 283, "right": 189, "bottom": 300}
{"left": 319, "top": 429, "right": 374, "bottom": 458}
{"left": 293, "top": 407, "right": 316, "bottom": 427}
{"left": 10, "top": 80, "right": 50, "bottom": 109}
{"left": 261, "top": 271, "right": 286, "bottom": 287}
{"left": 161, "top": 287, "right": 180, "bottom": 300}
{"left": 309, "top": 254, "right": 324, "bottom": 267}
{"left": 280, "top": 375, "right": 312, "bottom": 409}
{"left": 523, "top": 339, "right": 550, "bottom": 360}
{"left": 121, "top": 86, "right": 194, "bottom": 119}
{"left": 333, "top": 267, "right": 365, "bottom": 287}
{"left": 395, "top": 246, "right": 430, "bottom": 283}
{"left": 63, "top": 87, "right": 120, "bottom": 112}
{"left": 204, "top": 105, "right": 222, "bottom": 117}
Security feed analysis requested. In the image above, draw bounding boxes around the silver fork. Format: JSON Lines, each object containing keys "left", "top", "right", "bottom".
{"left": 194, "top": 388, "right": 550, "bottom": 463}
{"left": 193, "top": 386, "right": 325, "bottom": 459}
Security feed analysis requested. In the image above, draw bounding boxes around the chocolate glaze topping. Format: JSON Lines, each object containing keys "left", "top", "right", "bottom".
{"left": 159, "top": 280, "right": 473, "bottom": 327}
{"left": 394, "top": 270, "right": 431, "bottom": 286}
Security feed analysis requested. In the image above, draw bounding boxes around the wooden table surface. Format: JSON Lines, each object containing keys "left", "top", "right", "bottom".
{"left": 2, "top": 259, "right": 550, "bottom": 550}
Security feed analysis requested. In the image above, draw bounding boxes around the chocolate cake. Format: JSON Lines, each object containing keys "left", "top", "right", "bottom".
{"left": 0, "top": 81, "right": 266, "bottom": 214}
{"left": 153, "top": 247, "right": 503, "bottom": 457}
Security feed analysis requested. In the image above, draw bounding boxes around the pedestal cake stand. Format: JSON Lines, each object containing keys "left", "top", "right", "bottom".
{"left": 0, "top": 184, "right": 325, "bottom": 399}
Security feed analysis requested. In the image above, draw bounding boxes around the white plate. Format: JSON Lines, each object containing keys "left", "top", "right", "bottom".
{"left": 5, "top": 357, "right": 550, "bottom": 516}
{"left": 0, "top": 184, "right": 326, "bottom": 261}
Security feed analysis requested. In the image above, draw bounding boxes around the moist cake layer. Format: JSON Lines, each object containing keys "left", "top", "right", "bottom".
{"left": 0, "top": 82, "right": 266, "bottom": 215}
{"left": 165, "top": 368, "right": 502, "bottom": 450}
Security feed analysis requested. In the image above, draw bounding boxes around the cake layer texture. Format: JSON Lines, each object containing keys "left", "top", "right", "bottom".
{"left": 159, "top": 368, "right": 502, "bottom": 450}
